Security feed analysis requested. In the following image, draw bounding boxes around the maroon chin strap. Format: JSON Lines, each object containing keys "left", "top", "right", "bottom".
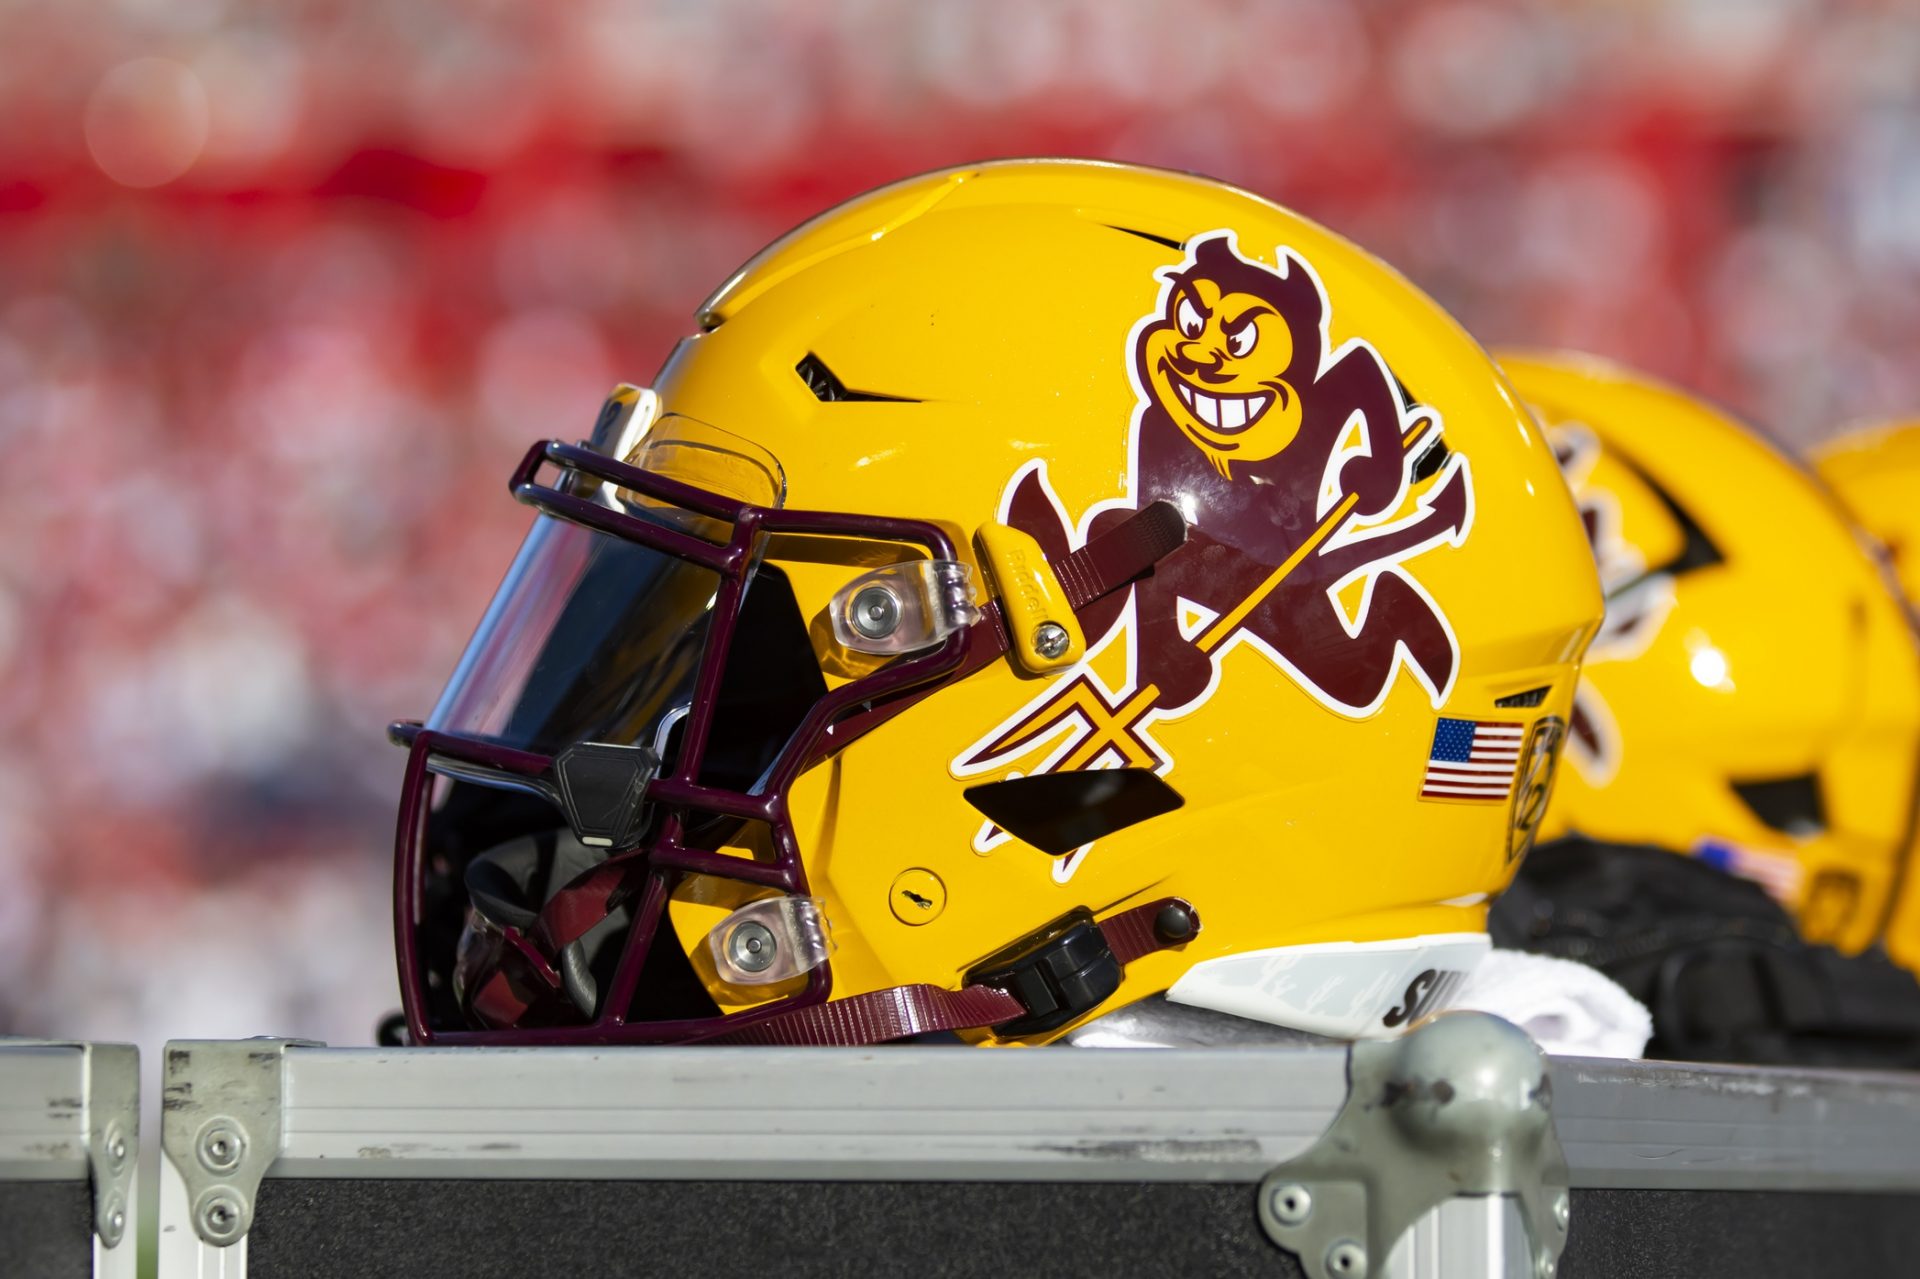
{"left": 701, "top": 897, "right": 1198, "bottom": 1047}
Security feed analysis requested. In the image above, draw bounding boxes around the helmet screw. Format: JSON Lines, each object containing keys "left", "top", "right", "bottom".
{"left": 727, "top": 921, "right": 778, "bottom": 974}
{"left": 1032, "top": 621, "right": 1071, "bottom": 659}
{"left": 1267, "top": 1182, "right": 1312, "bottom": 1226}
{"left": 1553, "top": 1191, "right": 1571, "bottom": 1231}
{"left": 850, "top": 586, "right": 900, "bottom": 640}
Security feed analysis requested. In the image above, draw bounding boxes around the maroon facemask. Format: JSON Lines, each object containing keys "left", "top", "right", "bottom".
{"left": 393, "top": 428, "right": 1190, "bottom": 1046}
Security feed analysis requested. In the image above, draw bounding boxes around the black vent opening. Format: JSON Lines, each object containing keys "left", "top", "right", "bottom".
{"left": 1106, "top": 225, "right": 1186, "bottom": 251}
{"left": 1660, "top": 494, "right": 1724, "bottom": 575}
{"left": 1411, "top": 435, "right": 1451, "bottom": 483}
{"left": 1495, "top": 686, "right": 1550, "bottom": 709}
{"left": 1619, "top": 457, "right": 1725, "bottom": 578}
{"left": 794, "top": 354, "right": 917, "bottom": 404}
{"left": 963, "top": 769, "right": 1184, "bottom": 856}
{"left": 1390, "top": 373, "right": 1444, "bottom": 475}
{"left": 698, "top": 564, "right": 829, "bottom": 793}
{"left": 1732, "top": 774, "right": 1826, "bottom": 838}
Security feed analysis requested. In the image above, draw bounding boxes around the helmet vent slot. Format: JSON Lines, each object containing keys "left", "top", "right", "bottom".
{"left": 963, "top": 769, "right": 1184, "bottom": 856}
{"left": 1106, "top": 224, "right": 1186, "bottom": 251}
{"left": 1732, "top": 774, "right": 1827, "bottom": 838}
{"left": 794, "top": 353, "right": 917, "bottom": 404}
{"left": 1494, "top": 685, "right": 1550, "bottom": 709}
{"left": 1411, "top": 435, "right": 1450, "bottom": 482}
{"left": 1614, "top": 459, "right": 1725, "bottom": 581}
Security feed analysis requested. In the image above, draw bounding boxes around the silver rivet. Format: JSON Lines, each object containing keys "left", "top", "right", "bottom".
{"left": 850, "top": 586, "right": 900, "bottom": 640}
{"left": 196, "top": 1188, "right": 246, "bottom": 1245}
{"left": 1326, "top": 1239, "right": 1368, "bottom": 1277}
{"left": 105, "top": 1121, "right": 128, "bottom": 1168}
{"left": 1033, "top": 621, "right": 1070, "bottom": 659}
{"left": 1537, "top": 1249, "right": 1557, "bottom": 1279}
{"left": 728, "top": 921, "right": 777, "bottom": 974}
{"left": 101, "top": 1191, "right": 126, "bottom": 1246}
{"left": 198, "top": 1122, "right": 244, "bottom": 1174}
{"left": 1553, "top": 1192, "right": 1570, "bottom": 1231}
{"left": 1267, "top": 1182, "right": 1312, "bottom": 1226}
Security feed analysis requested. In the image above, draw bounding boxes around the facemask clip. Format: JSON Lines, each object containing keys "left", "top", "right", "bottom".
{"left": 553, "top": 741, "right": 660, "bottom": 849}
{"left": 829, "top": 560, "right": 981, "bottom": 655}
{"left": 707, "top": 896, "right": 835, "bottom": 986}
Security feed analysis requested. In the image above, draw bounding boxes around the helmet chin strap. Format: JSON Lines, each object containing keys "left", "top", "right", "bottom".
{"left": 701, "top": 897, "right": 1199, "bottom": 1047}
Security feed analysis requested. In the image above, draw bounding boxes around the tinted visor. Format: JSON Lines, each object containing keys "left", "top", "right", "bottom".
{"left": 426, "top": 415, "right": 788, "bottom": 765}
{"left": 427, "top": 514, "right": 716, "bottom": 759}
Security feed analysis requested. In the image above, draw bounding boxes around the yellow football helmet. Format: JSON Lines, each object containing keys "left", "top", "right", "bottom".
{"left": 1813, "top": 422, "right": 1920, "bottom": 609}
{"left": 1812, "top": 421, "right": 1920, "bottom": 964}
{"left": 391, "top": 161, "right": 1601, "bottom": 1048}
{"left": 1504, "top": 351, "right": 1920, "bottom": 960}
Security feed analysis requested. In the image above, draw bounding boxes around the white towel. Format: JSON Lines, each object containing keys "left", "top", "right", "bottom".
{"left": 1450, "top": 949, "right": 1651, "bottom": 1059}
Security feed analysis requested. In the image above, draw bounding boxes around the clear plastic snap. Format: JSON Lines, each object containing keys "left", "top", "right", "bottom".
{"left": 828, "top": 560, "right": 981, "bottom": 655}
{"left": 706, "top": 896, "right": 835, "bottom": 986}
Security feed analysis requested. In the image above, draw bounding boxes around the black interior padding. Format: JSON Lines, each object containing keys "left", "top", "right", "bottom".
{"left": 421, "top": 783, "right": 575, "bottom": 1031}
{"left": 620, "top": 886, "right": 722, "bottom": 1024}
{"left": 698, "top": 564, "right": 829, "bottom": 793}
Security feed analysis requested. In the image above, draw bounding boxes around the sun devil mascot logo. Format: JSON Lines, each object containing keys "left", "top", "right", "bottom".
{"left": 955, "top": 233, "right": 1477, "bottom": 878}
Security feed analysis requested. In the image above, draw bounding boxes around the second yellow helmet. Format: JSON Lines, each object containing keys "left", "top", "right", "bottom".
{"left": 1502, "top": 351, "right": 1920, "bottom": 961}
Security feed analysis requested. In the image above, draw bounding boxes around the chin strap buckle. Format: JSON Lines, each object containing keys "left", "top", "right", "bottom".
{"left": 965, "top": 900, "right": 1199, "bottom": 1037}
{"left": 964, "top": 909, "right": 1120, "bottom": 1038}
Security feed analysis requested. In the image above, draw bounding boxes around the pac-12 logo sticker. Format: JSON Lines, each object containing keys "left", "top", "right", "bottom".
{"left": 955, "top": 232, "right": 1476, "bottom": 880}
{"left": 1508, "top": 716, "right": 1566, "bottom": 864}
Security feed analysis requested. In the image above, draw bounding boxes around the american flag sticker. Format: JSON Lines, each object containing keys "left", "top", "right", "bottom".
{"left": 1421, "top": 718, "right": 1525, "bottom": 801}
{"left": 1694, "top": 838, "right": 1803, "bottom": 902}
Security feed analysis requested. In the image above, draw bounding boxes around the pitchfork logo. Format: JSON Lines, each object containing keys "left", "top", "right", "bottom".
{"left": 954, "top": 233, "right": 1476, "bottom": 879}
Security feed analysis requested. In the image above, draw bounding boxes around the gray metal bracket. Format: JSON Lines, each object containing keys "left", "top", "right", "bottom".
{"left": 160, "top": 1038, "right": 313, "bottom": 1247}
{"left": 83, "top": 1042, "right": 138, "bottom": 1249}
{"left": 8, "top": 1039, "right": 139, "bottom": 1249}
{"left": 1257, "top": 1012, "right": 1570, "bottom": 1279}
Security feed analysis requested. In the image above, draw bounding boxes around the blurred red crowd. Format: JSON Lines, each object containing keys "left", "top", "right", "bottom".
{"left": 0, "top": 0, "right": 1915, "bottom": 1046}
